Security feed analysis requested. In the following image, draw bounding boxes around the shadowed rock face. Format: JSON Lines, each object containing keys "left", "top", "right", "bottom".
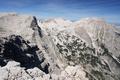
{"left": 0, "top": 35, "right": 50, "bottom": 74}
{"left": 0, "top": 35, "right": 44, "bottom": 69}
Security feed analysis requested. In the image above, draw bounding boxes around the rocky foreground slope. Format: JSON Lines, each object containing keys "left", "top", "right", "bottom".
{"left": 0, "top": 13, "right": 120, "bottom": 80}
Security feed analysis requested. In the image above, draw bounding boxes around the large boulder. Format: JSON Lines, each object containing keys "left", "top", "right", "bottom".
{"left": 0, "top": 61, "right": 46, "bottom": 80}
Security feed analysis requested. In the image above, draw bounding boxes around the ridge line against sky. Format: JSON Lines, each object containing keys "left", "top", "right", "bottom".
{"left": 0, "top": 0, "right": 120, "bottom": 23}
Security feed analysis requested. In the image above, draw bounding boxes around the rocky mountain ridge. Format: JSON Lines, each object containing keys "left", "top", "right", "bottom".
{"left": 0, "top": 13, "right": 120, "bottom": 80}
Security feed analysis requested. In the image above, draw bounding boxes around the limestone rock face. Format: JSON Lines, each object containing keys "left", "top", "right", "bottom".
{"left": 0, "top": 13, "right": 120, "bottom": 80}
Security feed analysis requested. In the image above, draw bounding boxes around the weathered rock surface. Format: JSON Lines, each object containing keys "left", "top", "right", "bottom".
{"left": 40, "top": 18, "right": 120, "bottom": 80}
{"left": 0, "top": 13, "right": 120, "bottom": 80}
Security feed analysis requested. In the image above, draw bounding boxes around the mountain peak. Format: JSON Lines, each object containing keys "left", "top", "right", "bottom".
{"left": 0, "top": 13, "right": 120, "bottom": 80}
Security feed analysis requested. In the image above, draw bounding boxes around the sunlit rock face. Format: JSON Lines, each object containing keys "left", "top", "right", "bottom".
{"left": 0, "top": 13, "right": 120, "bottom": 80}
{"left": 40, "top": 17, "right": 120, "bottom": 80}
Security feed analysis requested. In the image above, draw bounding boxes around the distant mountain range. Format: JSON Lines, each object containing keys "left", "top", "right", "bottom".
{"left": 0, "top": 13, "right": 120, "bottom": 80}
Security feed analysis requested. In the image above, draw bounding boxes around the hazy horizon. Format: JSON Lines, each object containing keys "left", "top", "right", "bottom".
{"left": 0, "top": 0, "right": 120, "bottom": 23}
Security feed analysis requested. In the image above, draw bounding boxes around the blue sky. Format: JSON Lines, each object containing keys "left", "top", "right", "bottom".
{"left": 0, "top": 0, "right": 120, "bottom": 23}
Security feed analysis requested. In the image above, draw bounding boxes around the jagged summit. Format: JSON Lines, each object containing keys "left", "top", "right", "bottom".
{"left": 40, "top": 17, "right": 111, "bottom": 30}
{"left": 40, "top": 17, "right": 72, "bottom": 29}
{"left": 0, "top": 13, "right": 41, "bottom": 41}
{"left": 74, "top": 17, "right": 107, "bottom": 27}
